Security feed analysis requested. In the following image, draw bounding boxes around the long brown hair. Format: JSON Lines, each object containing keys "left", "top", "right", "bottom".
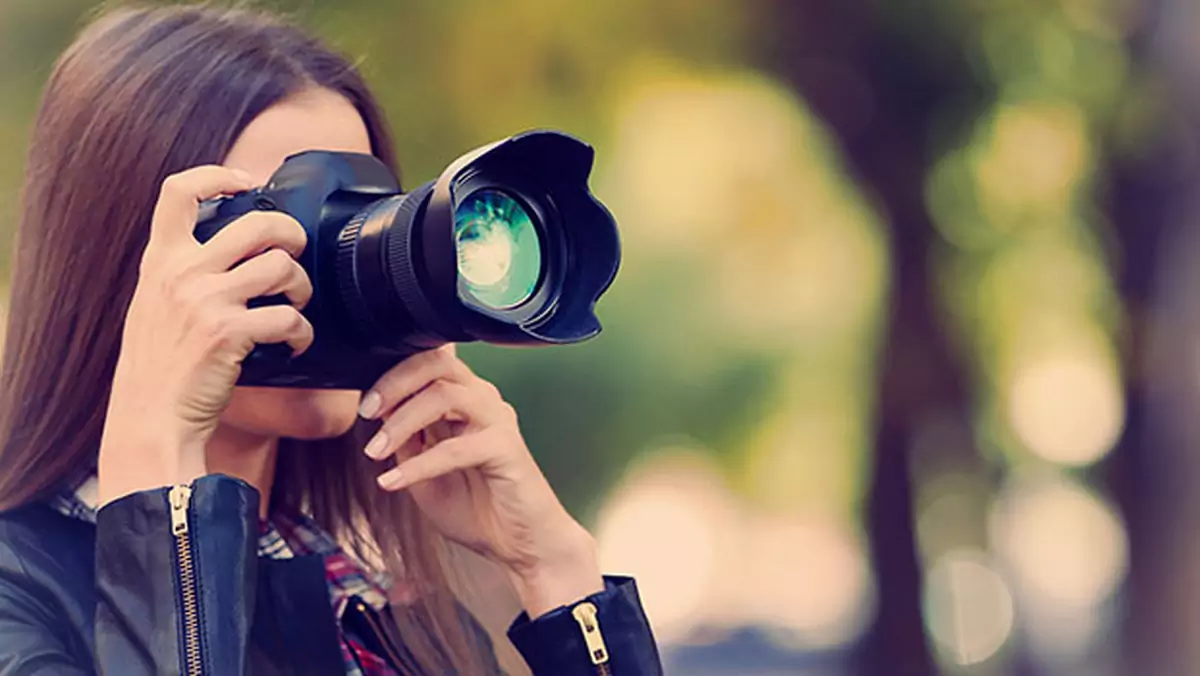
{"left": 0, "top": 4, "right": 496, "bottom": 673}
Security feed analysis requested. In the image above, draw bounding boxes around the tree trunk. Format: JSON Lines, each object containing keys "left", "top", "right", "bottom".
{"left": 1111, "top": 0, "right": 1200, "bottom": 672}
{"left": 753, "top": 1, "right": 984, "bottom": 672}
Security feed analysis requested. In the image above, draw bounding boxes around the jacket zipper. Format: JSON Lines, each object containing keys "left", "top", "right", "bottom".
{"left": 571, "top": 602, "right": 611, "bottom": 676}
{"left": 354, "top": 598, "right": 409, "bottom": 675}
{"left": 170, "top": 484, "right": 203, "bottom": 676}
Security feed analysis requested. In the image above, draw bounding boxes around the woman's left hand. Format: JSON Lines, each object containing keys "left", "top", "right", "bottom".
{"left": 358, "top": 344, "right": 604, "bottom": 617}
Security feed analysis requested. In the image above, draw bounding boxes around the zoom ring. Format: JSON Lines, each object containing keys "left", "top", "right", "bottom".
{"left": 334, "top": 205, "right": 387, "bottom": 344}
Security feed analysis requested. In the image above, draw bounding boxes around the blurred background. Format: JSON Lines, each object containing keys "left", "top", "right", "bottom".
{"left": 5, "top": 0, "right": 1200, "bottom": 674}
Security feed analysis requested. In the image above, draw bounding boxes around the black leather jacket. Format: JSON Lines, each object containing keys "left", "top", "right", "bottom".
{"left": 0, "top": 475, "right": 662, "bottom": 675}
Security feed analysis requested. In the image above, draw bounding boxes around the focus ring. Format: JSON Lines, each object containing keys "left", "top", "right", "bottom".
{"left": 385, "top": 182, "right": 464, "bottom": 342}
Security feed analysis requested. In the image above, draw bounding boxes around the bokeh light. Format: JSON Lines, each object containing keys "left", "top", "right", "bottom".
{"left": 600, "top": 70, "right": 887, "bottom": 345}
{"left": 989, "top": 472, "right": 1128, "bottom": 664}
{"left": 593, "top": 449, "right": 739, "bottom": 643}
{"left": 1006, "top": 343, "right": 1124, "bottom": 466}
{"left": 603, "top": 71, "right": 807, "bottom": 252}
{"left": 990, "top": 472, "right": 1129, "bottom": 611}
{"left": 915, "top": 471, "right": 991, "bottom": 562}
{"left": 595, "top": 447, "right": 875, "bottom": 650}
{"left": 974, "top": 100, "right": 1089, "bottom": 220}
{"left": 923, "top": 549, "right": 1016, "bottom": 667}
{"left": 740, "top": 514, "right": 874, "bottom": 650}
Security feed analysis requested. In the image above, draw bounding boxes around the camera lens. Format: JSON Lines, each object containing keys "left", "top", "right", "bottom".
{"left": 320, "top": 131, "right": 617, "bottom": 362}
{"left": 453, "top": 189, "right": 543, "bottom": 310}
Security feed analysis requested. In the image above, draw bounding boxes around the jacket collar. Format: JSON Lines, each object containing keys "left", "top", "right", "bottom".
{"left": 49, "top": 474, "right": 390, "bottom": 615}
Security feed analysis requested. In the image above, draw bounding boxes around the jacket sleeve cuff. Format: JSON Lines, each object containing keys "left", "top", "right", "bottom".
{"left": 94, "top": 474, "right": 260, "bottom": 675}
{"left": 507, "top": 575, "right": 662, "bottom": 675}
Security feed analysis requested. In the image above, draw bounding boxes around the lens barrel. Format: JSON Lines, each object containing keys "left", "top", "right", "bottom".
{"left": 336, "top": 130, "right": 618, "bottom": 354}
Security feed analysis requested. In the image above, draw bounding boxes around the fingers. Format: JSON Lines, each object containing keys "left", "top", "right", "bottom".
{"left": 152, "top": 166, "right": 255, "bottom": 244}
{"left": 200, "top": 211, "right": 307, "bottom": 273}
{"left": 359, "top": 345, "right": 473, "bottom": 419}
{"left": 364, "top": 380, "right": 476, "bottom": 460}
{"left": 376, "top": 428, "right": 501, "bottom": 491}
{"left": 235, "top": 304, "right": 314, "bottom": 356}
{"left": 219, "top": 248, "right": 313, "bottom": 309}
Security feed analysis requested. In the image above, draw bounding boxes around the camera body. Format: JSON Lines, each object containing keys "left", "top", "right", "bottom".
{"left": 195, "top": 152, "right": 411, "bottom": 389}
{"left": 194, "top": 130, "right": 619, "bottom": 390}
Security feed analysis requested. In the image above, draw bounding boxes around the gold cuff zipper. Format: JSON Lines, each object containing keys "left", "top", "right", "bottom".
{"left": 571, "top": 602, "right": 611, "bottom": 675}
{"left": 170, "top": 484, "right": 203, "bottom": 675}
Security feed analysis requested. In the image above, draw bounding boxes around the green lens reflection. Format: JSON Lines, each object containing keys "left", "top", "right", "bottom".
{"left": 453, "top": 189, "right": 543, "bottom": 310}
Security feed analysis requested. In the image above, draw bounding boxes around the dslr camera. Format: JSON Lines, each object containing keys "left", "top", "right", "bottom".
{"left": 194, "top": 130, "right": 619, "bottom": 389}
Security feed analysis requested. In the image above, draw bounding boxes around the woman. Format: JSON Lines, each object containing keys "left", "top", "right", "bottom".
{"left": 0, "top": 5, "right": 660, "bottom": 675}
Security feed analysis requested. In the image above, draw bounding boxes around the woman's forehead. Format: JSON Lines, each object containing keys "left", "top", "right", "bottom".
{"left": 223, "top": 88, "right": 372, "bottom": 183}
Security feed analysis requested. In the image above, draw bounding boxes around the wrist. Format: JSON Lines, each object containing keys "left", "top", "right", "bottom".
{"left": 507, "top": 518, "right": 605, "bottom": 619}
{"left": 97, "top": 418, "right": 208, "bottom": 506}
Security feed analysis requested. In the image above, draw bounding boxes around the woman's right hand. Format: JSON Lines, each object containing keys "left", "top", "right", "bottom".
{"left": 97, "top": 166, "right": 314, "bottom": 506}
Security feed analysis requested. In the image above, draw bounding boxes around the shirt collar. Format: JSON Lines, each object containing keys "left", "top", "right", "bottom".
{"left": 48, "top": 475, "right": 99, "bottom": 524}
{"left": 49, "top": 474, "right": 391, "bottom": 613}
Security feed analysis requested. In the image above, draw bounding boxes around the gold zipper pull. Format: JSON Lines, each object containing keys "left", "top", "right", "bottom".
{"left": 571, "top": 602, "right": 610, "bottom": 666}
{"left": 169, "top": 484, "right": 192, "bottom": 536}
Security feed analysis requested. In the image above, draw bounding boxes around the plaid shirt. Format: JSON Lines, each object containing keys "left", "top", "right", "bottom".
{"left": 51, "top": 476, "right": 398, "bottom": 675}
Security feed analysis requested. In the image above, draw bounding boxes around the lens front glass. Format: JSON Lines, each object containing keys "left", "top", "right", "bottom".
{"left": 453, "top": 189, "right": 543, "bottom": 310}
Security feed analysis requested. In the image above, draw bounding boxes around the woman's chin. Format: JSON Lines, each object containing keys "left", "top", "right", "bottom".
{"left": 223, "top": 387, "right": 363, "bottom": 440}
{"left": 279, "top": 411, "right": 359, "bottom": 440}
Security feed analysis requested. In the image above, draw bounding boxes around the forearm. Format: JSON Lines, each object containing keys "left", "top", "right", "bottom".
{"left": 508, "top": 520, "right": 604, "bottom": 619}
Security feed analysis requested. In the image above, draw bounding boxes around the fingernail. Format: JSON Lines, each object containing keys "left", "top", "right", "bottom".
{"left": 359, "top": 391, "right": 382, "bottom": 419}
{"left": 232, "top": 169, "right": 255, "bottom": 184}
{"left": 364, "top": 432, "right": 389, "bottom": 460}
{"left": 377, "top": 467, "right": 405, "bottom": 490}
